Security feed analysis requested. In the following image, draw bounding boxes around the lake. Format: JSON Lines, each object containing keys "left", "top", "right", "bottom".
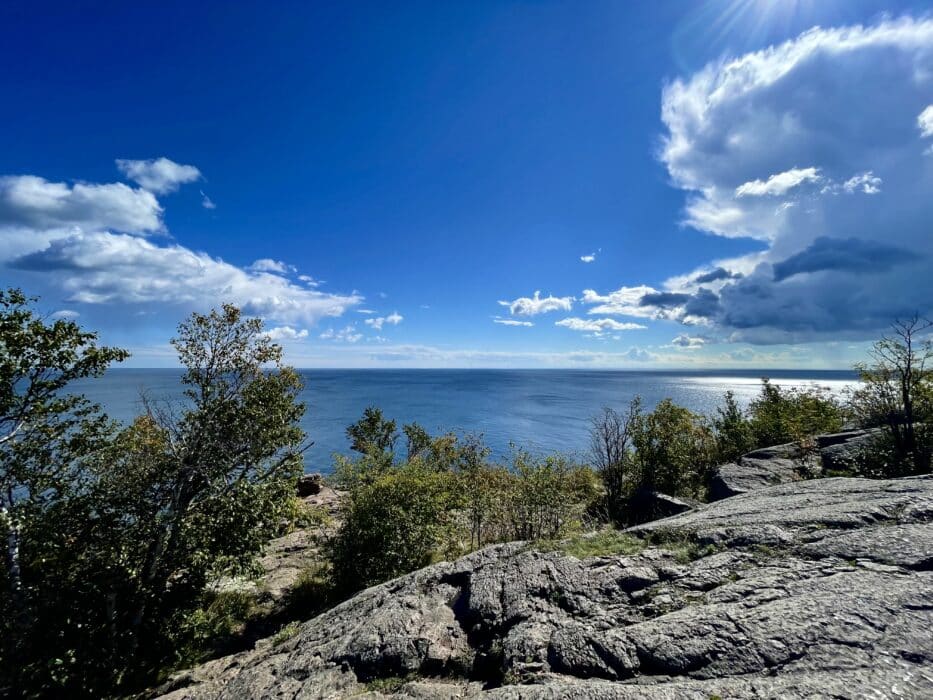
{"left": 71, "top": 369, "right": 858, "bottom": 472}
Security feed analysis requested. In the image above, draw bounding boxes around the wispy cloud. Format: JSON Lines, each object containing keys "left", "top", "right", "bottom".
{"left": 555, "top": 317, "right": 646, "bottom": 332}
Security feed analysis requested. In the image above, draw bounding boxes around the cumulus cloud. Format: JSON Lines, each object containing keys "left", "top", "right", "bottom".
{"left": 650, "top": 16, "right": 933, "bottom": 342}
{"left": 263, "top": 326, "right": 309, "bottom": 341}
{"left": 555, "top": 317, "right": 646, "bottom": 332}
{"left": 8, "top": 231, "right": 361, "bottom": 324}
{"left": 692, "top": 267, "right": 743, "bottom": 285}
{"left": 498, "top": 291, "right": 573, "bottom": 316}
{"left": 1, "top": 164, "right": 361, "bottom": 330}
{"left": 735, "top": 167, "right": 822, "bottom": 197}
{"left": 580, "top": 253, "right": 596, "bottom": 263}
{"left": 116, "top": 157, "right": 201, "bottom": 194}
{"left": 580, "top": 286, "right": 659, "bottom": 317}
{"left": 494, "top": 317, "right": 533, "bottom": 327}
{"left": 772, "top": 237, "right": 914, "bottom": 281}
{"left": 622, "top": 347, "right": 655, "bottom": 362}
{"left": 671, "top": 334, "right": 706, "bottom": 349}
{"left": 0, "top": 175, "right": 163, "bottom": 240}
{"left": 364, "top": 312, "right": 403, "bottom": 330}
{"left": 50, "top": 309, "right": 80, "bottom": 320}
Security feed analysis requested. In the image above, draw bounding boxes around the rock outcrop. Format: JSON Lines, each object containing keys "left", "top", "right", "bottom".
{"left": 158, "top": 475, "right": 933, "bottom": 699}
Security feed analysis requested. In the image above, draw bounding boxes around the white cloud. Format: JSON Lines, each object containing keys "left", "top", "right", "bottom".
{"left": 116, "top": 157, "right": 201, "bottom": 194}
{"left": 320, "top": 325, "right": 363, "bottom": 343}
{"left": 580, "top": 253, "right": 596, "bottom": 263}
{"left": 1, "top": 165, "right": 362, "bottom": 334}
{"left": 248, "top": 258, "right": 292, "bottom": 274}
{"left": 555, "top": 317, "right": 646, "bottom": 332}
{"left": 671, "top": 334, "right": 706, "bottom": 349}
{"left": 263, "top": 326, "right": 309, "bottom": 341}
{"left": 841, "top": 170, "right": 882, "bottom": 195}
{"left": 919, "top": 105, "right": 933, "bottom": 138}
{"left": 652, "top": 16, "right": 933, "bottom": 342}
{"left": 735, "top": 167, "right": 822, "bottom": 197}
{"left": 580, "top": 286, "right": 659, "bottom": 317}
{"left": 0, "top": 175, "right": 163, "bottom": 242}
{"left": 364, "top": 311, "right": 403, "bottom": 330}
{"left": 200, "top": 190, "right": 216, "bottom": 209}
{"left": 498, "top": 290, "right": 573, "bottom": 316}
{"left": 494, "top": 317, "right": 533, "bottom": 327}
{"left": 9, "top": 231, "right": 361, "bottom": 325}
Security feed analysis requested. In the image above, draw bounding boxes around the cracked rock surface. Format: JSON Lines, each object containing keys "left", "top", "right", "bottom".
{"left": 157, "top": 476, "right": 933, "bottom": 699}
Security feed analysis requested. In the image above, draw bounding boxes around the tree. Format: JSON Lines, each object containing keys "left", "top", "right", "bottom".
{"left": 108, "top": 304, "right": 307, "bottom": 682}
{"left": 0, "top": 289, "right": 128, "bottom": 694}
{"left": 850, "top": 315, "right": 933, "bottom": 476}
{"left": 346, "top": 406, "right": 398, "bottom": 456}
{"left": 328, "top": 462, "right": 460, "bottom": 592}
{"left": 712, "top": 390, "right": 754, "bottom": 463}
{"left": 1, "top": 299, "right": 309, "bottom": 697}
{"left": 630, "top": 399, "right": 717, "bottom": 501}
{"left": 589, "top": 400, "right": 640, "bottom": 524}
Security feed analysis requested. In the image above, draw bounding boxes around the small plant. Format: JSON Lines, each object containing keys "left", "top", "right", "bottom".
{"left": 365, "top": 674, "right": 417, "bottom": 692}
{"left": 272, "top": 621, "right": 301, "bottom": 646}
{"left": 539, "top": 528, "right": 646, "bottom": 559}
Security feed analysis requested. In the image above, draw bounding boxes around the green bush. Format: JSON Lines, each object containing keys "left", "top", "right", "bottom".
{"left": 747, "top": 378, "right": 844, "bottom": 449}
{"left": 630, "top": 399, "right": 717, "bottom": 501}
{"left": 328, "top": 462, "right": 461, "bottom": 592}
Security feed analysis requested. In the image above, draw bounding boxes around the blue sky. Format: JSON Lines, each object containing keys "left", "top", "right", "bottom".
{"left": 1, "top": 0, "right": 931, "bottom": 368}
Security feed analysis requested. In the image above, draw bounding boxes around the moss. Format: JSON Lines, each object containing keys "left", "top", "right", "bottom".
{"left": 271, "top": 621, "right": 300, "bottom": 646}
{"left": 537, "top": 528, "right": 647, "bottom": 559}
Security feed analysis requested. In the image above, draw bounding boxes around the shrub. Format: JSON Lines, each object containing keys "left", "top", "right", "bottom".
{"left": 747, "top": 378, "right": 844, "bottom": 449}
{"left": 327, "top": 462, "right": 461, "bottom": 592}
{"left": 712, "top": 390, "right": 754, "bottom": 463}
{"left": 629, "top": 399, "right": 718, "bottom": 501}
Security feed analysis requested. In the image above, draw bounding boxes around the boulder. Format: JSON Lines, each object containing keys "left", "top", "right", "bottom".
{"left": 157, "top": 475, "right": 933, "bottom": 699}
{"left": 818, "top": 429, "right": 881, "bottom": 473}
{"left": 296, "top": 472, "right": 324, "bottom": 497}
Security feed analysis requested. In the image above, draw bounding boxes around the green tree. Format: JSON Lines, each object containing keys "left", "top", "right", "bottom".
{"left": 712, "top": 390, "right": 754, "bottom": 463}
{"left": 630, "top": 399, "right": 717, "bottom": 500}
{"left": 0, "top": 289, "right": 128, "bottom": 695}
{"left": 849, "top": 316, "right": 933, "bottom": 476}
{"left": 1, "top": 299, "right": 308, "bottom": 697}
{"left": 346, "top": 406, "right": 398, "bottom": 456}
{"left": 747, "top": 378, "right": 843, "bottom": 449}
{"left": 105, "top": 304, "right": 307, "bottom": 684}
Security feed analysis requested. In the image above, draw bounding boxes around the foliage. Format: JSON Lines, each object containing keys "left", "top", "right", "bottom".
{"left": 346, "top": 405, "right": 398, "bottom": 457}
{"left": 328, "top": 413, "right": 600, "bottom": 593}
{"left": 712, "top": 390, "right": 755, "bottom": 463}
{"left": 0, "top": 288, "right": 129, "bottom": 697}
{"left": 505, "top": 449, "right": 600, "bottom": 541}
{"left": 747, "top": 378, "right": 844, "bottom": 449}
{"left": 589, "top": 401, "right": 639, "bottom": 523}
{"left": 0, "top": 295, "right": 307, "bottom": 698}
{"left": 328, "top": 461, "right": 461, "bottom": 592}
{"left": 629, "top": 398, "right": 718, "bottom": 501}
{"left": 848, "top": 316, "right": 933, "bottom": 476}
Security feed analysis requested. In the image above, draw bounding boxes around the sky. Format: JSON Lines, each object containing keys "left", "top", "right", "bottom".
{"left": 1, "top": 0, "right": 931, "bottom": 368}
